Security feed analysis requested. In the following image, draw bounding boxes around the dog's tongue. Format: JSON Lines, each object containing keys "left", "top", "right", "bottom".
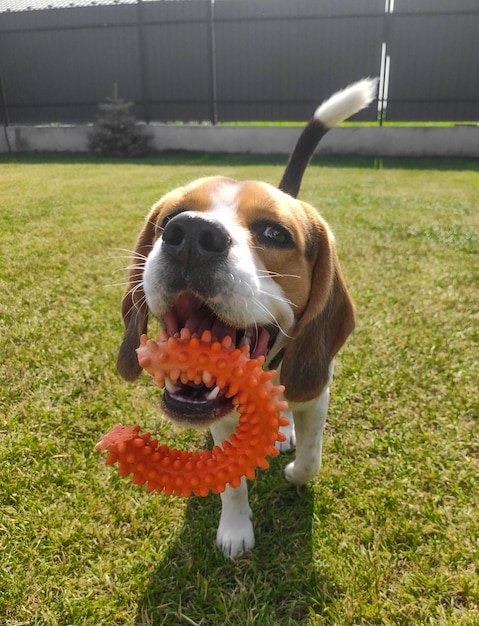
{"left": 252, "top": 327, "right": 270, "bottom": 359}
{"left": 187, "top": 307, "right": 237, "bottom": 343}
{"left": 162, "top": 292, "right": 270, "bottom": 358}
{"left": 163, "top": 293, "right": 236, "bottom": 342}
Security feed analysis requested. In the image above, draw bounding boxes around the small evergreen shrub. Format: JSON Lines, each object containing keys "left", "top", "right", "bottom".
{"left": 88, "top": 93, "right": 152, "bottom": 158}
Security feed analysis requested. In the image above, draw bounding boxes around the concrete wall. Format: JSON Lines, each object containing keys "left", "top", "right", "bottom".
{"left": 1, "top": 124, "right": 478, "bottom": 158}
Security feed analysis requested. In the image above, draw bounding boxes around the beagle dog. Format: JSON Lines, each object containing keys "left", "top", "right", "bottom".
{"left": 117, "top": 79, "right": 377, "bottom": 558}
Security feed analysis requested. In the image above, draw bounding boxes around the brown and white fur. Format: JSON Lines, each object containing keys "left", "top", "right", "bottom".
{"left": 117, "top": 79, "right": 377, "bottom": 558}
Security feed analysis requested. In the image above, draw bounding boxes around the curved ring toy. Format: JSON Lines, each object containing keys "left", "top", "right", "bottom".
{"left": 96, "top": 329, "right": 289, "bottom": 497}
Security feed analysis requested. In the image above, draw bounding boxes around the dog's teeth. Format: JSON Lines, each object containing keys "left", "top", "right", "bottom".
{"left": 180, "top": 327, "right": 191, "bottom": 341}
{"left": 202, "top": 370, "right": 213, "bottom": 386}
{"left": 206, "top": 385, "right": 220, "bottom": 401}
{"left": 155, "top": 371, "right": 165, "bottom": 388}
{"left": 158, "top": 329, "right": 169, "bottom": 342}
{"left": 239, "top": 335, "right": 251, "bottom": 348}
{"left": 164, "top": 377, "right": 180, "bottom": 395}
{"left": 169, "top": 368, "right": 181, "bottom": 384}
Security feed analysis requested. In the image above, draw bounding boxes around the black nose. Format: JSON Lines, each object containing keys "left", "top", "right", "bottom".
{"left": 162, "top": 213, "right": 232, "bottom": 266}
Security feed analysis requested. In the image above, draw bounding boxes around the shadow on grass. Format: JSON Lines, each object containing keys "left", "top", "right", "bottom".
{"left": 1, "top": 151, "right": 478, "bottom": 172}
{"left": 135, "top": 455, "right": 327, "bottom": 625}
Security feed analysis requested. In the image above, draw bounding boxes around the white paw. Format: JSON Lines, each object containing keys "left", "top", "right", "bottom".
{"left": 275, "top": 412, "right": 296, "bottom": 452}
{"left": 284, "top": 460, "right": 318, "bottom": 486}
{"left": 216, "top": 510, "right": 255, "bottom": 559}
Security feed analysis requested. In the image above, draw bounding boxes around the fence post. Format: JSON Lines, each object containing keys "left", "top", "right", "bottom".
{"left": 209, "top": 0, "right": 218, "bottom": 125}
{"left": 0, "top": 62, "right": 10, "bottom": 127}
{"left": 137, "top": 0, "right": 150, "bottom": 123}
{"left": 378, "top": 0, "right": 393, "bottom": 126}
{"left": 0, "top": 61, "right": 12, "bottom": 151}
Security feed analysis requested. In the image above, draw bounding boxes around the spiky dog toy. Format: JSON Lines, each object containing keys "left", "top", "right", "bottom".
{"left": 96, "top": 329, "right": 289, "bottom": 497}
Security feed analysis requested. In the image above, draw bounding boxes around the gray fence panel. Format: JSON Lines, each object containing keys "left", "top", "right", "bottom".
{"left": 213, "top": 0, "right": 385, "bottom": 19}
{"left": 0, "top": 5, "right": 143, "bottom": 123}
{"left": 386, "top": 11, "right": 479, "bottom": 121}
{"left": 141, "top": 0, "right": 210, "bottom": 22}
{"left": 143, "top": 25, "right": 212, "bottom": 122}
{"left": 214, "top": 0, "right": 383, "bottom": 122}
{"left": 137, "top": 0, "right": 212, "bottom": 122}
{"left": 0, "top": 0, "right": 477, "bottom": 126}
{"left": 395, "top": 0, "right": 479, "bottom": 14}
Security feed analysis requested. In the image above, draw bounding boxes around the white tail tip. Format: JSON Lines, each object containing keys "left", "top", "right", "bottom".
{"left": 314, "top": 77, "right": 379, "bottom": 128}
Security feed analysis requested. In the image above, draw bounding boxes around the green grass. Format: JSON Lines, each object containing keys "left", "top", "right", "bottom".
{"left": 164, "top": 120, "right": 478, "bottom": 127}
{"left": 1, "top": 153, "right": 478, "bottom": 625}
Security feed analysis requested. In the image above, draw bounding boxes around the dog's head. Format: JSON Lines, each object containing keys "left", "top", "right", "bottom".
{"left": 117, "top": 175, "right": 355, "bottom": 426}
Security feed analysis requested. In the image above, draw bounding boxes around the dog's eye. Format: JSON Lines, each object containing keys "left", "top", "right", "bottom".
{"left": 253, "top": 220, "right": 294, "bottom": 249}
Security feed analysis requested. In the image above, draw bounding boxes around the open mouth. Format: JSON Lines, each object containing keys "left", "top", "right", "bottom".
{"left": 158, "top": 292, "right": 278, "bottom": 426}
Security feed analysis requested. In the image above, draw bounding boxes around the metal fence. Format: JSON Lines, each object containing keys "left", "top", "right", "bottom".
{"left": 0, "top": 0, "right": 477, "bottom": 126}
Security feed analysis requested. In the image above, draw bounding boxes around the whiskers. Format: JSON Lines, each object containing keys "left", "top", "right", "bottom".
{"left": 241, "top": 282, "right": 294, "bottom": 341}
{"left": 107, "top": 257, "right": 144, "bottom": 287}
{"left": 253, "top": 298, "right": 293, "bottom": 340}
{"left": 255, "top": 269, "right": 299, "bottom": 311}
{"left": 106, "top": 247, "right": 149, "bottom": 318}
{"left": 256, "top": 269, "right": 301, "bottom": 281}
{"left": 108, "top": 248, "right": 149, "bottom": 269}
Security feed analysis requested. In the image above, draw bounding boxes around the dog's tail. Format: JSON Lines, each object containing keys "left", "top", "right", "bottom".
{"left": 279, "top": 78, "right": 378, "bottom": 198}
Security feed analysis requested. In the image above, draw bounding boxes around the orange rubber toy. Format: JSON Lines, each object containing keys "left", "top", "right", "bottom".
{"left": 96, "top": 328, "right": 289, "bottom": 497}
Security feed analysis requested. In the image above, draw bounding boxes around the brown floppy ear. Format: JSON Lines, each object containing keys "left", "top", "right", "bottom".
{"left": 116, "top": 215, "right": 157, "bottom": 381}
{"left": 280, "top": 218, "right": 355, "bottom": 403}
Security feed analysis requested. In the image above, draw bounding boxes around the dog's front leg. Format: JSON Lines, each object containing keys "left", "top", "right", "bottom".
{"left": 284, "top": 363, "right": 334, "bottom": 485}
{"left": 284, "top": 385, "right": 330, "bottom": 485}
{"left": 209, "top": 414, "right": 254, "bottom": 559}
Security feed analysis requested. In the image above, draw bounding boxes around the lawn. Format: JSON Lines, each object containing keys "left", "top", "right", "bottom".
{"left": 1, "top": 153, "right": 478, "bottom": 625}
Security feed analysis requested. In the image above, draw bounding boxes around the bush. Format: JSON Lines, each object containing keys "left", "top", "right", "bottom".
{"left": 88, "top": 93, "right": 152, "bottom": 158}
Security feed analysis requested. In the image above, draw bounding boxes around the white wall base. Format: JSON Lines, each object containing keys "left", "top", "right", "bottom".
{"left": 1, "top": 123, "right": 478, "bottom": 158}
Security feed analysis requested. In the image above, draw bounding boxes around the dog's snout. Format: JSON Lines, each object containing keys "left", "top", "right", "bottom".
{"left": 162, "top": 213, "right": 232, "bottom": 265}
